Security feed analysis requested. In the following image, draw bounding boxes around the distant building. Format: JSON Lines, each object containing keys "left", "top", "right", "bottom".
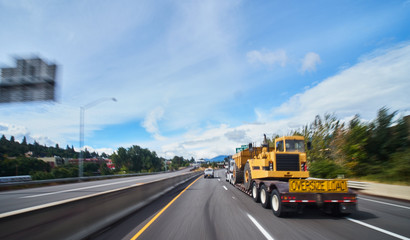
{"left": 39, "top": 156, "right": 64, "bottom": 168}
{"left": 0, "top": 57, "right": 57, "bottom": 103}
{"left": 68, "top": 158, "right": 115, "bottom": 170}
{"left": 105, "top": 159, "right": 115, "bottom": 170}
{"left": 68, "top": 158, "right": 101, "bottom": 165}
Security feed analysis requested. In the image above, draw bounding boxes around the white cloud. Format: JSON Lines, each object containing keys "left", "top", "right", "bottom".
{"left": 247, "top": 49, "right": 288, "bottom": 67}
{"left": 274, "top": 43, "right": 410, "bottom": 121}
{"left": 142, "top": 106, "right": 166, "bottom": 141}
{"left": 147, "top": 42, "right": 410, "bottom": 159}
{"left": 0, "top": 0, "right": 242, "bottom": 151}
{"left": 301, "top": 52, "right": 321, "bottom": 73}
{"left": 1, "top": 2, "right": 409, "bottom": 160}
{"left": 77, "top": 146, "right": 114, "bottom": 156}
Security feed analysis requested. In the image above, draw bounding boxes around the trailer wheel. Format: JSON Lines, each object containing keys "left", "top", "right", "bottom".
{"left": 330, "top": 204, "right": 350, "bottom": 217}
{"left": 252, "top": 182, "right": 260, "bottom": 203}
{"left": 244, "top": 162, "right": 252, "bottom": 191}
{"left": 233, "top": 164, "right": 243, "bottom": 184}
{"left": 260, "top": 185, "right": 270, "bottom": 209}
{"left": 271, "top": 189, "right": 284, "bottom": 217}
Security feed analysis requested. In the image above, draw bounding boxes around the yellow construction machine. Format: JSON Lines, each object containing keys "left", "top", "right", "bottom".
{"left": 229, "top": 135, "right": 357, "bottom": 217}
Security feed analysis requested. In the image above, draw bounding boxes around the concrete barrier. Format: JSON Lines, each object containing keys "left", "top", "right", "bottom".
{"left": 0, "top": 171, "right": 201, "bottom": 240}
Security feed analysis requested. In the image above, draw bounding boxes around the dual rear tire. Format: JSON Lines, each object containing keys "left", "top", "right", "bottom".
{"left": 252, "top": 182, "right": 260, "bottom": 203}
{"left": 260, "top": 185, "right": 270, "bottom": 209}
{"left": 257, "top": 186, "right": 284, "bottom": 217}
{"left": 271, "top": 189, "right": 284, "bottom": 217}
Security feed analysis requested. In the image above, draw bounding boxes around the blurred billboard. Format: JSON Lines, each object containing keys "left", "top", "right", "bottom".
{"left": 0, "top": 57, "right": 57, "bottom": 103}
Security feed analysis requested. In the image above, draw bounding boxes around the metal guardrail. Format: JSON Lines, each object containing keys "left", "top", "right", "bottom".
{"left": 0, "top": 167, "right": 197, "bottom": 188}
{"left": 347, "top": 181, "right": 369, "bottom": 190}
{"left": 0, "top": 170, "right": 177, "bottom": 188}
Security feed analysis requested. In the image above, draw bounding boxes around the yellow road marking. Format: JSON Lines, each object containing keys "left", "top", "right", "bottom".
{"left": 130, "top": 175, "right": 202, "bottom": 240}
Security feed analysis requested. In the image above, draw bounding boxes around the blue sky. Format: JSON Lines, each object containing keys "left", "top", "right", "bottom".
{"left": 1, "top": 0, "right": 410, "bottom": 159}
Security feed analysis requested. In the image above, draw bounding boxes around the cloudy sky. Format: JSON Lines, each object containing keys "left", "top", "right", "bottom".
{"left": 1, "top": 0, "right": 409, "bottom": 159}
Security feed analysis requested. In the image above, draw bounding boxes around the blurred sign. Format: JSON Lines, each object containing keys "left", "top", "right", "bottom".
{"left": 289, "top": 179, "right": 348, "bottom": 193}
{"left": 0, "top": 57, "right": 57, "bottom": 103}
{"left": 236, "top": 144, "right": 249, "bottom": 153}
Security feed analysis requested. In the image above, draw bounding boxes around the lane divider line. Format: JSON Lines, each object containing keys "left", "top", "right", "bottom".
{"left": 223, "top": 186, "right": 228, "bottom": 191}
{"left": 346, "top": 217, "right": 410, "bottom": 240}
{"left": 130, "top": 175, "right": 202, "bottom": 240}
{"left": 247, "top": 214, "right": 275, "bottom": 240}
{"left": 358, "top": 197, "right": 410, "bottom": 210}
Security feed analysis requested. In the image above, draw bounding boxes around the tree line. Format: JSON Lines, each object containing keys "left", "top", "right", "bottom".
{"left": 110, "top": 145, "right": 191, "bottom": 173}
{"left": 299, "top": 107, "right": 409, "bottom": 183}
{"left": 0, "top": 136, "right": 192, "bottom": 179}
{"left": 0, "top": 135, "right": 108, "bottom": 159}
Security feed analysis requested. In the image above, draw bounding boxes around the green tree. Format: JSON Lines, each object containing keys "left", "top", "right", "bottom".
{"left": 22, "top": 136, "right": 27, "bottom": 145}
{"left": 366, "top": 107, "right": 397, "bottom": 164}
{"left": 342, "top": 115, "right": 369, "bottom": 176}
{"left": 302, "top": 114, "right": 345, "bottom": 178}
{"left": 111, "top": 147, "right": 128, "bottom": 170}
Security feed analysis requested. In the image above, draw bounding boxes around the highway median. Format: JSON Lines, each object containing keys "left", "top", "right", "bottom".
{"left": 0, "top": 171, "right": 201, "bottom": 240}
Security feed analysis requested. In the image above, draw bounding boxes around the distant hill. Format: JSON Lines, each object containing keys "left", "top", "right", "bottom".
{"left": 204, "top": 155, "right": 229, "bottom": 162}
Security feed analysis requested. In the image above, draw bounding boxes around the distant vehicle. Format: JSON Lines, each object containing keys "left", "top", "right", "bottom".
{"left": 225, "top": 159, "right": 235, "bottom": 183}
{"left": 204, "top": 168, "right": 214, "bottom": 178}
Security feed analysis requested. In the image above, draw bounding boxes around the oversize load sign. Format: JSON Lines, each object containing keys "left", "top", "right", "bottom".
{"left": 289, "top": 179, "right": 348, "bottom": 193}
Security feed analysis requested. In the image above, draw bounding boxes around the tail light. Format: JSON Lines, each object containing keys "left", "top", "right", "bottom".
{"left": 269, "top": 161, "right": 273, "bottom": 170}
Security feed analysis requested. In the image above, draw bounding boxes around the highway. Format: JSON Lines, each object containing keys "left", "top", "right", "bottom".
{"left": 92, "top": 169, "right": 410, "bottom": 240}
{"left": 0, "top": 168, "right": 192, "bottom": 216}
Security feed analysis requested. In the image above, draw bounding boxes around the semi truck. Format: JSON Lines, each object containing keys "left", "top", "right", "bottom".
{"left": 225, "top": 158, "right": 235, "bottom": 183}
{"left": 228, "top": 135, "right": 357, "bottom": 217}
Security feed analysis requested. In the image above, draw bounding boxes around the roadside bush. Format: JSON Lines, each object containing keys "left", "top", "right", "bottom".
{"left": 31, "top": 171, "right": 54, "bottom": 180}
{"left": 51, "top": 167, "right": 73, "bottom": 178}
{"left": 309, "top": 159, "right": 347, "bottom": 179}
{"left": 385, "top": 149, "right": 410, "bottom": 182}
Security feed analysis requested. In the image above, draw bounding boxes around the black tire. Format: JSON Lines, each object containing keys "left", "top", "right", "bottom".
{"left": 243, "top": 162, "right": 252, "bottom": 191}
{"left": 252, "top": 182, "right": 260, "bottom": 203}
{"left": 233, "top": 164, "right": 243, "bottom": 184}
{"left": 330, "top": 204, "right": 350, "bottom": 217}
{"left": 271, "top": 189, "right": 284, "bottom": 217}
{"left": 260, "top": 185, "right": 270, "bottom": 209}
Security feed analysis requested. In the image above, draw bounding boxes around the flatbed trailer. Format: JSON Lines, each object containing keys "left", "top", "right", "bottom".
{"left": 229, "top": 178, "right": 357, "bottom": 217}
{"left": 230, "top": 136, "right": 357, "bottom": 217}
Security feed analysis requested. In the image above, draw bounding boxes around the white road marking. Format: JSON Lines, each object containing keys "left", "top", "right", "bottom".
{"left": 20, "top": 177, "right": 153, "bottom": 199}
{"left": 232, "top": 196, "right": 236, "bottom": 200}
{"left": 218, "top": 179, "right": 221, "bottom": 182}
{"left": 346, "top": 218, "right": 410, "bottom": 240}
{"left": 247, "top": 214, "right": 275, "bottom": 240}
{"left": 358, "top": 197, "right": 410, "bottom": 210}
{"left": 223, "top": 186, "right": 228, "bottom": 191}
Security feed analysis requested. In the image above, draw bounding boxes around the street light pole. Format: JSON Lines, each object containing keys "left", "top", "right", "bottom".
{"left": 79, "top": 97, "right": 117, "bottom": 179}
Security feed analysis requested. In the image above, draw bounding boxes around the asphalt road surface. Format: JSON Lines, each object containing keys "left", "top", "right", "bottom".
{"left": 0, "top": 168, "right": 192, "bottom": 216}
{"left": 92, "top": 169, "right": 410, "bottom": 240}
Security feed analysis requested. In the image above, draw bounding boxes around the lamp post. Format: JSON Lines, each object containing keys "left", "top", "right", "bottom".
{"left": 79, "top": 97, "right": 117, "bottom": 179}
